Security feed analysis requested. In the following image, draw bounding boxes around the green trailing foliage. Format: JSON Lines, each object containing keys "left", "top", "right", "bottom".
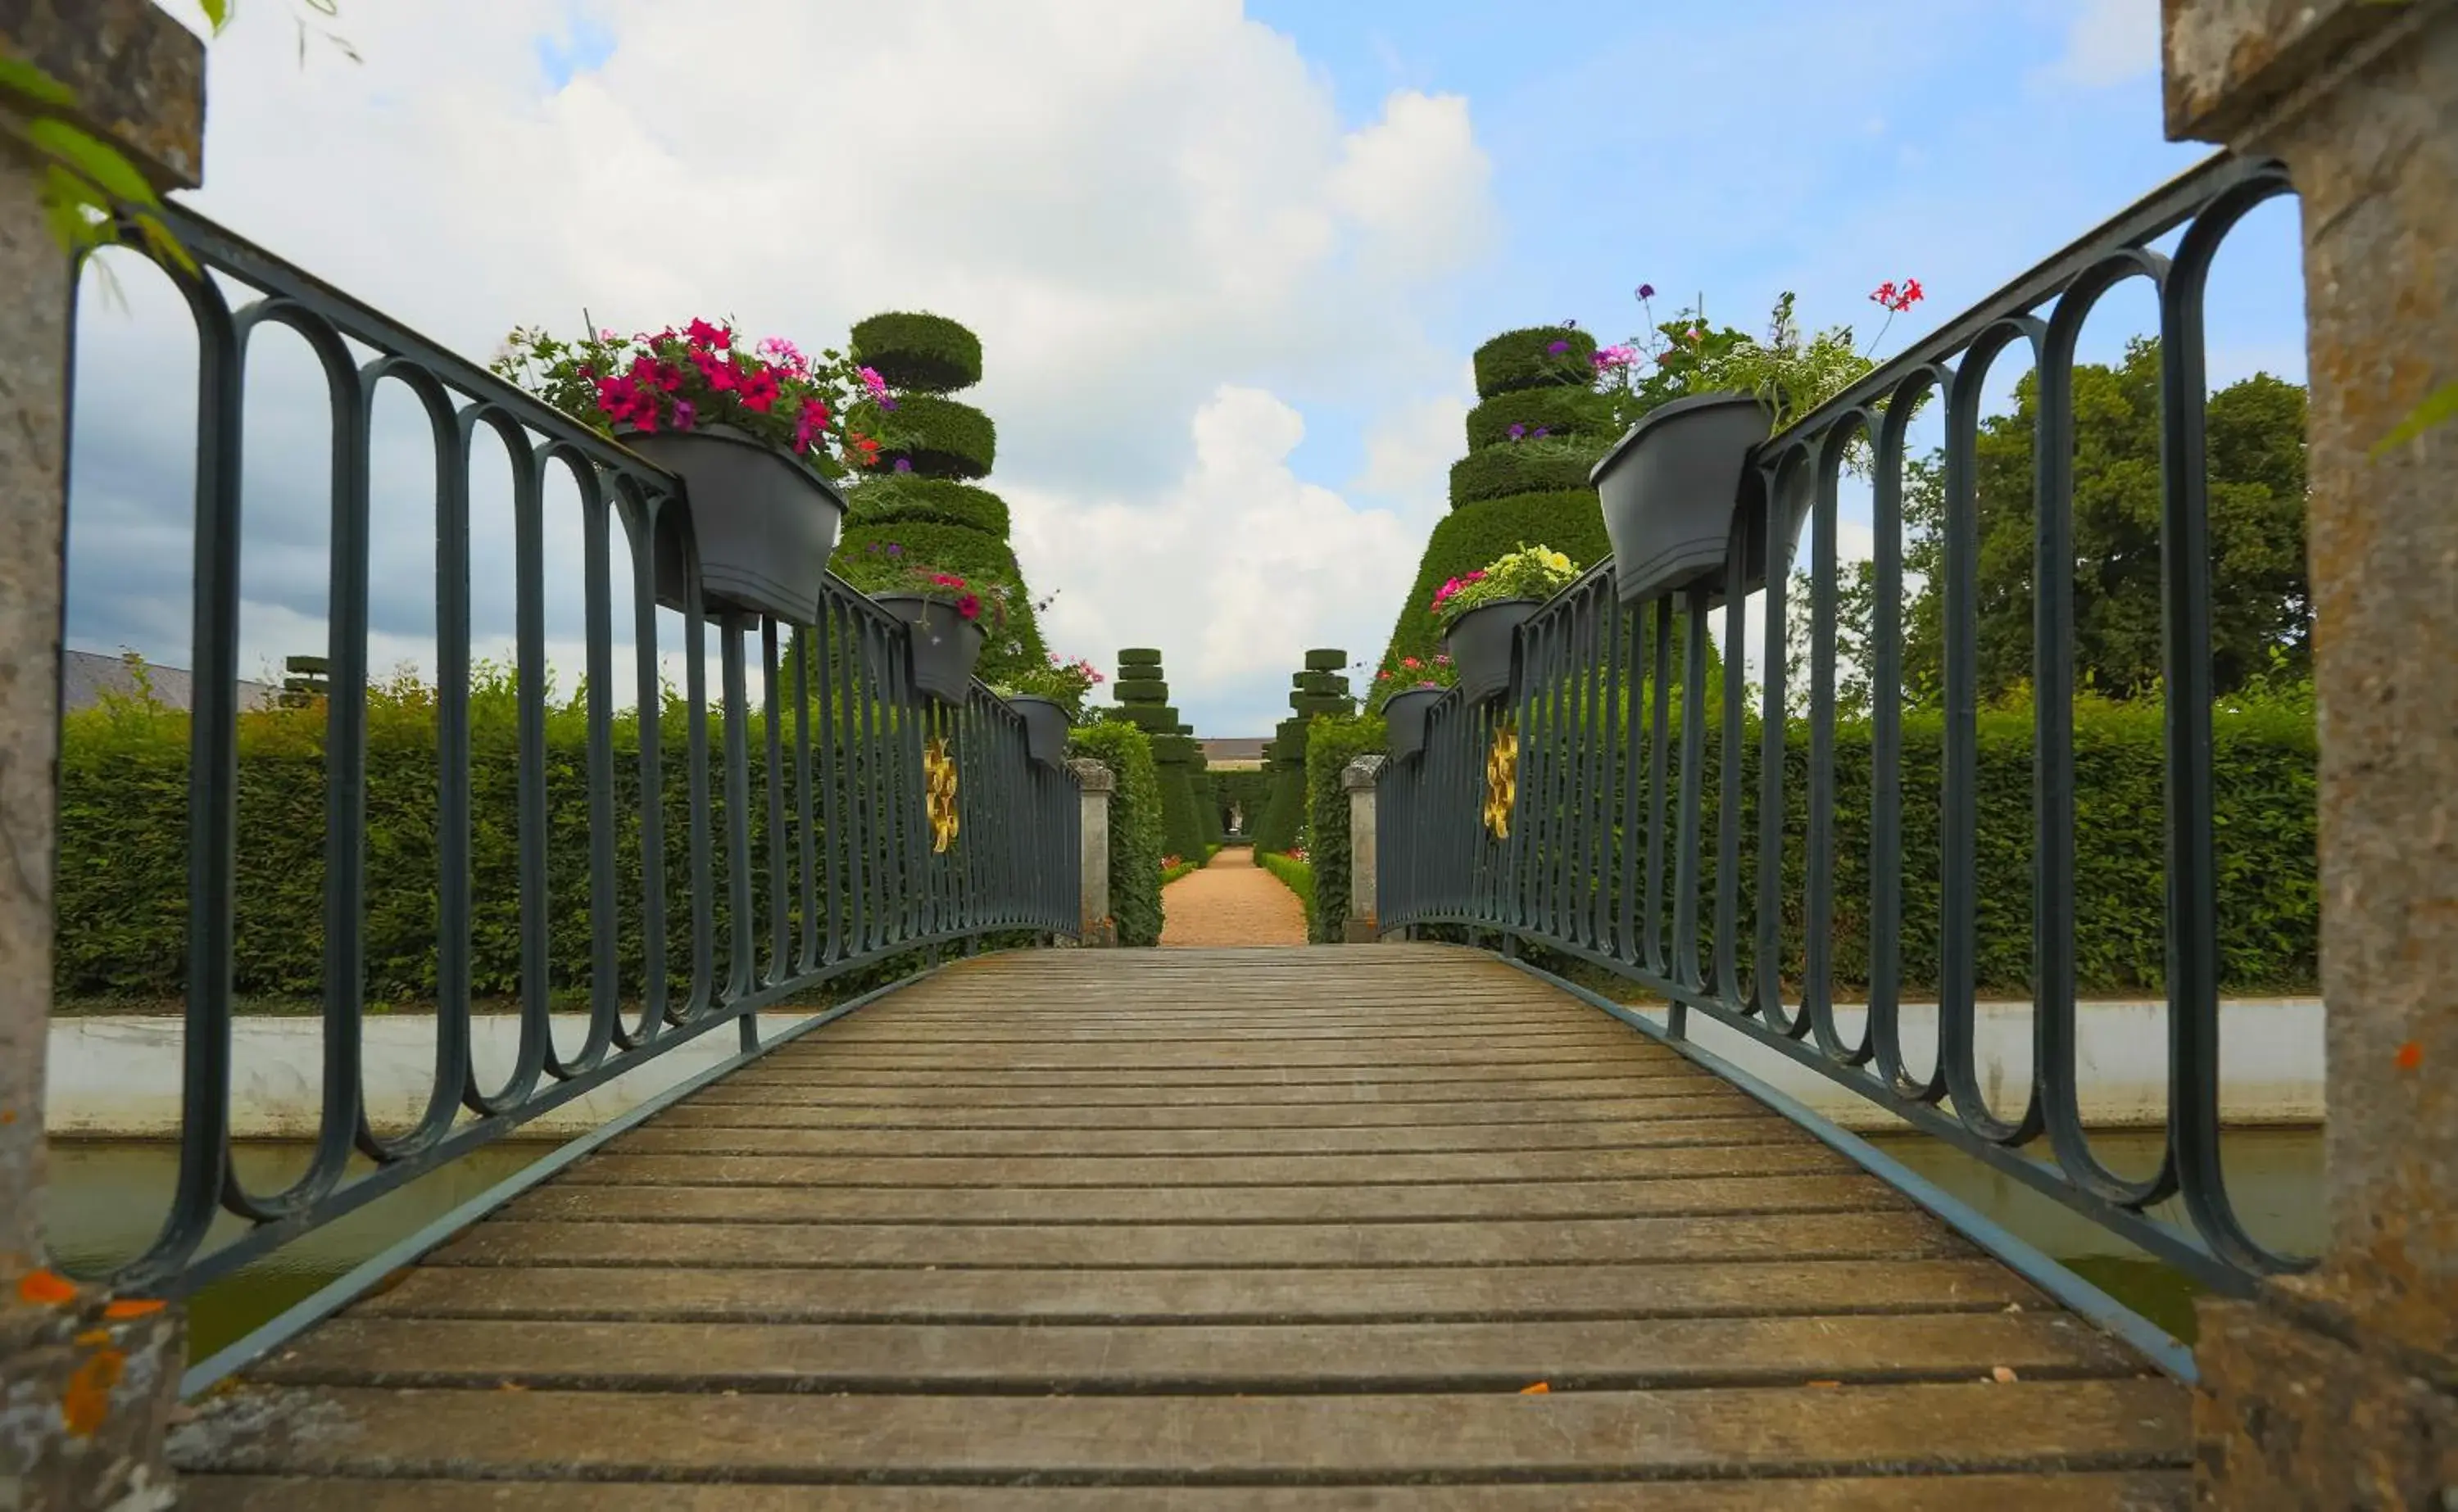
{"left": 849, "top": 311, "right": 984, "bottom": 395}
{"left": 844, "top": 476, "right": 1010, "bottom": 536}
{"left": 1067, "top": 720, "right": 1166, "bottom": 948}
{"left": 1474, "top": 326, "right": 1599, "bottom": 397}
{"left": 1463, "top": 387, "right": 1615, "bottom": 450}
{"left": 1301, "top": 713, "right": 1386, "bottom": 944}
{"left": 859, "top": 392, "right": 996, "bottom": 481}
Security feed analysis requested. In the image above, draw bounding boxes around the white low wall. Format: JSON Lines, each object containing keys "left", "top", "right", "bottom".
{"left": 43, "top": 998, "right": 2324, "bottom": 1139}
{"left": 43, "top": 1013, "right": 814, "bottom": 1139}
{"left": 1633, "top": 998, "right": 2325, "bottom": 1131}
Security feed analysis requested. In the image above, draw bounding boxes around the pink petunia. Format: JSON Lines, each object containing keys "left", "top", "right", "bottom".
{"left": 686, "top": 318, "right": 732, "bottom": 351}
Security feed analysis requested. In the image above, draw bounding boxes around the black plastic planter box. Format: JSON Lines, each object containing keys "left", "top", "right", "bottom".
{"left": 1443, "top": 599, "right": 1537, "bottom": 708}
{"left": 869, "top": 594, "right": 987, "bottom": 704}
{"left": 626, "top": 423, "right": 846, "bottom": 622}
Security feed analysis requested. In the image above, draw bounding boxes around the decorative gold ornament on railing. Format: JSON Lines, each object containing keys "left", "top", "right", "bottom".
{"left": 1482, "top": 722, "right": 1517, "bottom": 841}
{"left": 924, "top": 736, "right": 959, "bottom": 853}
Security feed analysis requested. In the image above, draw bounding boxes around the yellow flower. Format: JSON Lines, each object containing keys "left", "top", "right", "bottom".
{"left": 1544, "top": 550, "right": 1571, "bottom": 572}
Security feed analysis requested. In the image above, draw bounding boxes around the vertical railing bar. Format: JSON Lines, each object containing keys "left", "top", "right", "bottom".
{"left": 762, "top": 618, "right": 788, "bottom": 989}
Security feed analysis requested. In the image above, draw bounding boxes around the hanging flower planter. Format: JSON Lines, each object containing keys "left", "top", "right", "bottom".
{"left": 1380, "top": 686, "right": 1449, "bottom": 761}
{"left": 1590, "top": 392, "right": 1774, "bottom": 604}
{"left": 870, "top": 594, "right": 988, "bottom": 704}
{"left": 1444, "top": 600, "right": 1537, "bottom": 708}
{"left": 1005, "top": 694, "right": 1072, "bottom": 767}
{"left": 626, "top": 424, "right": 847, "bottom": 622}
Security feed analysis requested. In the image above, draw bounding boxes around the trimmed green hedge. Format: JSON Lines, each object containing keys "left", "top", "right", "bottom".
{"left": 1303, "top": 650, "right": 1349, "bottom": 672}
{"left": 1449, "top": 448, "right": 1603, "bottom": 508}
{"left": 1259, "top": 850, "right": 1315, "bottom": 914}
{"left": 1472, "top": 689, "right": 2317, "bottom": 995}
{"left": 52, "top": 675, "right": 985, "bottom": 1002}
{"left": 863, "top": 393, "right": 996, "bottom": 482}
{"left": 1162, "top": 857, "right": 1201, "bottom": 886}
{"left": 845, "top": 476, "right": 1009, "bottom": 536}
{"left": 1208, "top": 769, "right": 1273, "bottom": 836}
{"left": 1118, "top": 648, "right": 1163, "bottom": 665}
{"left": 1464, "top": 387, "right": 1613, "bottom": 450}
{"left": 831, "top": 520, "right": 1048, "bottom": 686}
{"left": 850, "top": 311, "right": 984, "bottom": 395}
{"left": 1068, "top": 720, "right": 1165, "bottom": 948}
{"left": 1378, "top": 491, "right": 1612, "bottom": 672}
{"left": 1301, "top": 713, "right": 1385, "bottom": 943}
{"left": 1113, "top": 678, "right": 1169, "bottom": 704}
{"left": 1473, "top": 326, "right": 1594, "bottom": 397}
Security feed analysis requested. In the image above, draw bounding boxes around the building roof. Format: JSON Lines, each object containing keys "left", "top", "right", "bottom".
{"left": 1199, "top": 737, "right": 1270, "bottom": 763}
{"left": 60, "top": 649, "right": 278, "bottom": 715}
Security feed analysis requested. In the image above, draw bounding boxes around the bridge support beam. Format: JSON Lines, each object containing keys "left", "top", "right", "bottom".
{"left": 1065, "top": 758, "right": 1117, "bottom": 947}
{"left": 0, "top": 7, "right": 205, "bottom": 1507}
{"left": 1340, "top": 756, "right": 1385, "bottom": 942}
{"left": 2163, "top": 1, "right": 2458, "bottom": 1503}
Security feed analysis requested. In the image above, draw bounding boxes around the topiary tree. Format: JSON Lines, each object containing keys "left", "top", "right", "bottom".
{"left": 1375, "top": 323, "right": 1715, "bottom": 705}
{"left": 1253, "top": 650, "right": 1351, "bottom": 853}
{"left": 1103, "top": 648, "right": 1208, "bottom": 865}
{"left": 831, "top": 311, "right": 1048, "bottom": 685}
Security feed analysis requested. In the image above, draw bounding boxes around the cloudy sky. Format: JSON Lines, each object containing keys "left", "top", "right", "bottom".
{"left": 64, "top": 0, "right": 2304, "bottom": 735}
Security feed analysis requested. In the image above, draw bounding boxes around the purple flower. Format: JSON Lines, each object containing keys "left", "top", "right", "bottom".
{"left": 881, "top": 397, "right": 899, "bottom": 412}
{"left": 1546, "top": 339, "right": 1569, "bottom": 355}
{"left": 670, "top": 399, "right": 697, "bottom": 431}
{"left": 1636, "top": 283, "right": 1656, "bottom": 301}
{"left": 1532, "top": 426, "right": 1549, "bottom": 438}
{"left": 887, "top": 543, "right": 903, "bottom": 556}
{"left": 1507, "top": 423, "right": 1526, "bottom": 441}
{"left": 894, "top": 458, "right": 913, "bottom": 473}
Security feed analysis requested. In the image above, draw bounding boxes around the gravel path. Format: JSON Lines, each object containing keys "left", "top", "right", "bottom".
{"left": 1159, "top": 847, "right": 1307, "bottom": 948}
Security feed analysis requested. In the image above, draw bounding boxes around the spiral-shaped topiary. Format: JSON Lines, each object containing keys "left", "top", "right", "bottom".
{"left": 1107, "top": 648, "right": 1208, "bottom": 864}
{"left": 1463, "top": 386, "right": 1615, "bottom": 452}
{"left": 1472, "top": 326, "right": 1597, "bottom": 398}
{"left": 850, "top": 311, "right": 984, "bottom": 395}
{"left": 831, "top": 312, "right": 1046, "bottom": 684}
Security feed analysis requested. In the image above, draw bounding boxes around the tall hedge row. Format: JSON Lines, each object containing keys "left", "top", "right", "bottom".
{"left": 1435, "top": 690, "right": 2318, "bottom": 995}
{"left": 1253, "top": 650, "right": 1352, "bottom": 854}
{"left": 1299, "top": 713, "right": 1387, "bottom": 944}
{"left": 52, "top": 673, "right": 1000, "bottom": 1002}
{"left": 1067, "top": 719, "right": 1166, "bottom": 948}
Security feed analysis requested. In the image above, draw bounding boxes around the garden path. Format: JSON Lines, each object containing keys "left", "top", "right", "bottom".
{"left": 1160, "top": 847, "right": 1308, "bottom": 948}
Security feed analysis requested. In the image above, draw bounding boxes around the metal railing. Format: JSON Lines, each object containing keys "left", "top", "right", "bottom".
{"left": 57, "top": 203, "right": 1079, "bottom": 1301}
{"left": 1381, "top": 152, "right": 2303, "bottom": 1306}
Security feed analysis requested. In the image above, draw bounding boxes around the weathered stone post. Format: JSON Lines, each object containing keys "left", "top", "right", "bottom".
{"left": 2, "top": 7, "right": 206, "bottom": 1505}
{"left": 1066, "top": 757, "right": 1118, "bottom": 947}
{"left": 1341, "top": 756, "right": 1385, "bottom": 942}
{"left": 2161, "top": 1, "right": 2458, "bottom": 1503}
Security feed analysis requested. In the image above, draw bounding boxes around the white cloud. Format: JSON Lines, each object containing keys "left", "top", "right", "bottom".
{"left": 1009, "top": 387, "right": 1417, "bottom": 734}
{"left": 2035, "top": 0, "right": 2158, "bottom": 89}
{"left": 66, "top": 0, "right": 1496, "bottom": 728}
{"left": 1352, "top": 364, "right": 1475, "bottom": 523}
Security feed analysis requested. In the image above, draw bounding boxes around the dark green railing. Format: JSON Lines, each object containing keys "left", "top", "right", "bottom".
{"left": 58, "top": 203, "right": 1079, "bottom": 1306}
{"left": 1381, "top": 152, "right": 2305, "bottom": 1314}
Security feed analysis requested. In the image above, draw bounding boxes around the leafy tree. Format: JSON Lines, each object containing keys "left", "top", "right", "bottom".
{"left": 1793, "top": 339, "right": 2307, "bottom": 710}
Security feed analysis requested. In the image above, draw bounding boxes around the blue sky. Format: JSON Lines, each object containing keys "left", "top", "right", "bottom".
{"left": 70, "top": 0, "right": 2307, "bottom": 739}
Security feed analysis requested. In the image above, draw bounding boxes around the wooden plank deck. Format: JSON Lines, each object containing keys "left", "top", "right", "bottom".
{"left": 173, "top": 945, "right": 2191, "bottom": 1507}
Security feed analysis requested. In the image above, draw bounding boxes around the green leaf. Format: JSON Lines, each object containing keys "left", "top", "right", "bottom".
{"left": 199, "top": 0, "right": 233, "bottom": 33}
{"left": 25, "top": 118, "right": 159, "bottom": 206}
{"left": 2370, "top": 379, "right": 2458, "bottom": 459}
{"left": 131, "top": 211, "right": 201, "bottom": 278}
{"left": 0, "top": 53, "right": 81, "bottom": 107}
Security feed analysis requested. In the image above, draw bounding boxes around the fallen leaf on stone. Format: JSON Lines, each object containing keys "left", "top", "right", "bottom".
{"left": 1991, "top": 1366, "right": 2020, "bottom": 1383}
{"left": 1520, "top": 1382, "right": 1549, "bottom": 1395}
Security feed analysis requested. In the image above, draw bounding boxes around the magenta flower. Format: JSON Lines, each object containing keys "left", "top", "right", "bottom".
{"left": 1636, "top": 283, "right": 1655, "bottom": 301}
{"left": 685, "top": 318, "right": 732, "bottom": 351}
{"left": 671, "top": 399, "right": 697, "bottom": 431}
{"left": 894, "top": 458, "right": 913, "bottom": 473}
{"left": 955, "top": 593, "right": 982, "bottom": 620}
{"left": 1546, "top": 339, "right": 1569, "bottom": 355}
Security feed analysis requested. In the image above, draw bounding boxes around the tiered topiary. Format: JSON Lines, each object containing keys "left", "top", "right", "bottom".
{"left": 1252, "top": 650, "right": 1351, "bottom": 853}
{"left": 831, "top": 311, "right": 1048, "bottom": 686}
{"left": 1104, "top": 648, "right": 1208, "bottom": 865}
{"left": 1374, "top": 325, "right": 1617, "bottom": 691}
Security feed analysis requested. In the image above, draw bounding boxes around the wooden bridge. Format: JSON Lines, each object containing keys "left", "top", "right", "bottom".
{"left": 173, "top": 947, "right": 2189, "bottom": 1505}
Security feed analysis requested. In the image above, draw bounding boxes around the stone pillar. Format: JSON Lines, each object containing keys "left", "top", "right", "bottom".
{"left": 1, "top": 7, "right": 204, "bottom": 1508}
{"left": 2162, "top": 2, "right": 2458, "bottom": 1504}
{"left": 1066, "top": 757, "right": 1117, "bottom": 947}
{"left": 1341, "top": 755, "right": 1385, "bottom": 943}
